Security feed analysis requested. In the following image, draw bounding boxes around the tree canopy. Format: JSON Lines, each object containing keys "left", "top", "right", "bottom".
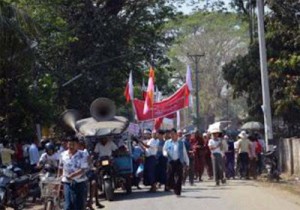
{"left": 222, "top": 0, "right": 300, "bottom": 136}
{"left": 0, "top": 0, "right": 179, "bottom": 139}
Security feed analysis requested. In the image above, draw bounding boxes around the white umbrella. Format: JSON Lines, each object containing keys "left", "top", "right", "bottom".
{"left": 241, "top": 121, "right": 263, "bottom": 130}
{"left": 208, "top": 121, "right": 231, "bottom": 133}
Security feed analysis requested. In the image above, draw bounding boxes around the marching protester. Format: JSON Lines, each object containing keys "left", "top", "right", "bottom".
{"left": 131, "top": 135, "right": 144, "bottom": 189}
{"left": 78, "top": 139, "right": 104, "bottom": 209}
{"left": 58, "top": 136, "right": 89, "bottom": 210}
{"left": 236, "top": 131, "right": 252, "bottom": 179}
{"left": 192, "top": 130, "right": 206, "bottom": 182}
{"left": 203, "top": 133, "right": 213, "bottom": 180}
{"left": 248, "top": 135, "right": 258, "bottom": 180}
{"left": 182, "top": 129, "right": 194, "bottom": 186}
{"left": 254, "top": 133, "right": 264, "bottom": 175}
{"left": 139, "top": 130, "right": 158, "bottom": 192}
{"left": 208, "top": 128, "right": 226, "bottom": 186}
{"left": 156, "top": 130, "right": 168, "bottom": 190}
{"left": 224, "top": 135, "right": 235, "bottom": 179}
{"left": 163, "top": 128, "right": 189, "bottom": 196}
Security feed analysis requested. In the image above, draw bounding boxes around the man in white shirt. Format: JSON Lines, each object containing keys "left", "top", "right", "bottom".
{"left": 58, "top": 136, "right": 89, "bottom": 210}
{"left": 139, "top": 130, "right": 159, "bottom": 192}
{"left": 208, "top": 128, "right": 226, "bottom": 186}
{"left": 236, "top": 130, "right": 251, "bottom": 179}
{"left": 163, "top": 128, "right": 189, "bottom": 196}
{"left": 94, "top": 136, "right": 118, "bottom": 158}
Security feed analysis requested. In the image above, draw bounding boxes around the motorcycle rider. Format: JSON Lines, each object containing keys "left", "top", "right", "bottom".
{"left": 94, "top": 136, "right": 118, "bottom": 159}
{"left": 37, "top": 142, "right": 59, "bottom": 170}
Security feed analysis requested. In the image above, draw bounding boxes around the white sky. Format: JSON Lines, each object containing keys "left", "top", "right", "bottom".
{"left": 178, "top": 0, "right": 232, "bottom": 14}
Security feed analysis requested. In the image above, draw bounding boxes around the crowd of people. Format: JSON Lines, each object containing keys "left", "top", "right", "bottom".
{"left": 133, "top": 126, "right": 266, "bottom": 193}
{"left": 0, "top": 126, "right": 266, "bottom": 210}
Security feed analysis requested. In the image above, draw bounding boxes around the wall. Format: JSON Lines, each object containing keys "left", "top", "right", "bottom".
{"left": 279, "top": 138, "right": 300, "bottom": 175}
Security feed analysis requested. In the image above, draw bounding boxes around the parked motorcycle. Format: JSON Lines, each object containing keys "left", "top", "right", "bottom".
{"left": 264, "top": 147, "right": 280, "bottom": 182}
{"left": 27, "top": 172, "right": 41, "bottom": 202}
{"left": 0, "top": 165, "right": 30, "bottom": 210}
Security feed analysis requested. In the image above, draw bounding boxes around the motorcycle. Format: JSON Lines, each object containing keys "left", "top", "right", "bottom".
{"left": 97, "top": 156, "right": 115, "bottom": 201}
{"left": 97, "top": 155, "right": 132, "bottom": 201}
{"left": 27, "top": 172, "right": 41, "bottom": 202}
{"left": 264, "top": 147, "right": 280, "bottom": 182}
{"left": 0, "top": 165, "right": 30, "bottom": 210}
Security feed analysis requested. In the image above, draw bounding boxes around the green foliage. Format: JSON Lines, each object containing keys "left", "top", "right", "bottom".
{"left": 0, "top": 0, "right": 179, "bottom": 139}
{"left": 223, "top": 0, "right": 300, "bottom": 135}
{"left": 167, "top": 11, "right": 249, "bottom": 128}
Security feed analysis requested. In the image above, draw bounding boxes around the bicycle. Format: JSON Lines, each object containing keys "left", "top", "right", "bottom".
{"left": 40, "top": 176, "right": 63, "bottom": 210}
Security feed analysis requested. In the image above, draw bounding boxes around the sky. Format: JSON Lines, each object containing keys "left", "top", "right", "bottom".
{"left": 177, "top": 0, "right": 232, "bottom": 14}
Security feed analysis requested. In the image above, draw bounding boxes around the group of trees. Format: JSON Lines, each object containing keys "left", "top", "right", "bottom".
{"left": 222, "top": 0, "right": 300, "bottom": 136}
{"left": 167, "top": 0, "right": 299, "bottom": 136}
{"left": 166, "top": 11, "right": 249, "bottom": 130}
{"left": 1, "top": 0, "right": 299, "bottom": 139}
{"left": 0, "top": 0, "right": 179, "bottom": 139}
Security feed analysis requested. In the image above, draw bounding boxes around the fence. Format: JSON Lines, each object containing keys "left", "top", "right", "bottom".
{"left": 278, "top": 138, "right": 300, "bottom": 175}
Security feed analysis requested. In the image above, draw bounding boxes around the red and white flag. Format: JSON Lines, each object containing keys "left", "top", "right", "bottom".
{"left": 143, "top": 66, "right": 155, "bottom": 114}
{"left": 186, "top": 65, "right": 193, "bottom": 108}
{"left": 124, "top": 71, "right": 134, "bottom": 103}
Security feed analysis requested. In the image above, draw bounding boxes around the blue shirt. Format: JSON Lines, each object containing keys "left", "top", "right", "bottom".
{"left": 156, "top": 139, "right": 165, "bottom": 158}
{"left": 132, "top": 146, "right": 143, "bottom": 161}
{"left": 29, "top": 143, "right": 40, "bottom": 165}
{"left": 182, "top": 138, "right": 191, "bottom": 152}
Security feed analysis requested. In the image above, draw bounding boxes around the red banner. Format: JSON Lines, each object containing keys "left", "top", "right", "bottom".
{"left": 133, "top": 84, "right": 189, "bottom": 121}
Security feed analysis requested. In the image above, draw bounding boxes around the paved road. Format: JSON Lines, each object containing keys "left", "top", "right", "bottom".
{"left": 102, "top": 179, "right": 300, "bottom": 210}
{"left": 13, "top": 178, "right": 300, "bottom": 210}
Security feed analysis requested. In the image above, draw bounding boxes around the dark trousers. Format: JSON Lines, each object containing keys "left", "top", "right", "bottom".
{"left": 132, "top": 160, "right": 141, "bottom": 186}
{"left": 205, "top": 154, "right": 213, "bottom": 177}
{"left": 183, "top": 157, "right": 194, "bottom": 185}
{"left": 143, "top": 156, "right": 157, "bottom": 186}
{"left": 156, "top": 156, "right": 167, "bottom": 185}
{"left": 64, "top": 181, "right": 87, "bottom": 210}
{"left": 256, "top": 153, "right": 263, "bottom": 175}
{"left": 167, "top": 159, "right": 183, "bottom": 195}
{"left": 249, "top": 158, "right": 257, "bottom": 179}
{"left": 198, "top": 154, "right": 205, "bottom": 179}
{"left": 212, "top": 153, "right": 224, "bottom": 183}
{"left": 238, "top": 152, "right": 249, "bottom": 178}
{"left": 225, "top": 152, "right": 235, "bottom": 178}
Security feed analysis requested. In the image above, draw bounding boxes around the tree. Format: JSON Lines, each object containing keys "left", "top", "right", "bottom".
{"left": 0, "top": 0, "right": 40, "bottom": 139}
{"left": 1, "top": 0, "right": 180, "bottom": 139}
{"left": 223, "top": 0, "right": 300, "bottom": 136}
{"left": 167, "top": 11, "right": 249, "bottom": 129}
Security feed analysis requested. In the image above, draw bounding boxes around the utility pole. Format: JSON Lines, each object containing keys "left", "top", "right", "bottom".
{"left": 257, "top": 0, "right": 273, "bottom": 151}
{"left": 187, "top": 53, "right": 204, "bottom": 131}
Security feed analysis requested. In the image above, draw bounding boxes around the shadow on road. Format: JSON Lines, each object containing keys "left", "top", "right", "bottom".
{"left": 112, "top": 190, "right": 173, "bottom": 201}
{"left": 180, "top": 195, "right": 220, "bottom": 199}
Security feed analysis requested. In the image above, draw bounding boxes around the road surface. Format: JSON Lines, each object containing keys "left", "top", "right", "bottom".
{"left": 15, "top": 178, "right": 300, "bottom": 210}
{"left": 102, "top": 179, "right": 300, "bottom": 210}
